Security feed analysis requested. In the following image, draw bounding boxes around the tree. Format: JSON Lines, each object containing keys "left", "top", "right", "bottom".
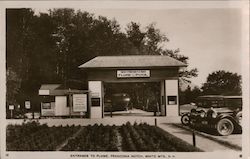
{"left": 6, "top": 8, "right": 36, "bottom": 105}
{"left": 179, "top": 86, "right": 202, "bottom": 105}
{"left": 125, "top": 22, "right": 198, "bottom": 80}
{"left": 6, "top": 68, "right": 21, "bottom": 105}
{"left": 126, "top": 22, "right": 145, "bottom": 53}
{"left": 6, "top": 8, "right": 199, "bottom": 112}
{"left": 201, "top": 70, "right": 242, "bottom": 95}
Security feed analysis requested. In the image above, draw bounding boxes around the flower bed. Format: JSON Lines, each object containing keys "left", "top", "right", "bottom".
{"left": 120, "top": 122, "right": 202, "bottom": 152}
{"left": 7, "top": 122, "right": 202, "bottom": 152}
{"left": 7, "top": 121, "right": 80, "bottom": 151}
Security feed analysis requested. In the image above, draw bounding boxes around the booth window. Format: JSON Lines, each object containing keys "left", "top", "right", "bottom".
{"left": 91, "top": 98, "right": 100, "bottom": 107}
{"left": 41, "top": 96, "right": 55, "bottom": 109}
{"left": 42, "top": 103, "right": 51, "bottom": 109}
{"left": 168, "top": 96, "right": 177, "bottom": 105}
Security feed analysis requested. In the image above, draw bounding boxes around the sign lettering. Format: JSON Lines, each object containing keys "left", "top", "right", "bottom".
{"left": 117, "top": 70, "right": 150, "bottom": 78}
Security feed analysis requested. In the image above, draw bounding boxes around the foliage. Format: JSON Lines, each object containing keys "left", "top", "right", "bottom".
{"left": 62, "top": 124, "right": 118, "bottom": 151}
{"left": 7, "top": 122, "right": 202, "bottom": 152}
{"left": 6, "top": 8, "right": 197, "bottom": 111}
{"left": 201, "top": 70, "right": 242, "bottom": 95}
{"left": 6, "top": 9, "right": 36, "bottom": 105}
{"left": 179, "top": 86, "right": 202, "bottom": 105}
{"left": 120, "top": 122, "right": 202, "bottom": 152}
{"left": 6, "top": 121, "right": 80, "bottom": 151}
{"left": 6, "top": 68, "right": 21, "bottom": 105}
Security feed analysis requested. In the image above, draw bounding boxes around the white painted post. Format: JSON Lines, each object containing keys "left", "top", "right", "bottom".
{"left": 160, "top": 80, "right": 166, "bottom": 116}
{"left": 88, "top": 81, "right": 103, "bottom": 118}
{"left": 165, "top": 79, "right": 179, "bottom": 116}
{"left": 55, "top": 96, "right": 68, "bottom": 116}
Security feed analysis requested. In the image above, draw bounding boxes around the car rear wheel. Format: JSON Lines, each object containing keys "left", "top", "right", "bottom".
{"left": 216, "top": 118, "right": 234, "bottom": 136}
{"left": 181, "top": 114, "right": 190, "bottom": 126}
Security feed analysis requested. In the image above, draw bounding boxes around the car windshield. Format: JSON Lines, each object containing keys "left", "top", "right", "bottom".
{"left": 196, "top": 99, "right": 224, "bottom": 108}
{"left": 195, "top": 96, "right": 242, "bottom": 108}
{"left": 224, "top": 98, "right": 242, "bottom": 108}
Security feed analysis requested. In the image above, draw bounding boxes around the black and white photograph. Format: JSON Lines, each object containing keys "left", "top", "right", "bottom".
{"left": 0, "top": 1, "right": 249, "bottom": 159}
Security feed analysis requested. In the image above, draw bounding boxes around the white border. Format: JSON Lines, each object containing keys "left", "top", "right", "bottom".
{"left": 241, "top": 1, "right": 250, "bottom": 159}
{"left": 0, "top": 0, "right": 244, "bottom": 9}
{"left": 0, "top": 1, "right": 249, "bottom": 159}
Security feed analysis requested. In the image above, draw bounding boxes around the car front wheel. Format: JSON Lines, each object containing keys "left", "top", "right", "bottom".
{"left": 181, "top": 114, "right": 190, "bottom": 126}
{"left": 216, "top": 118, "right": 234, "bottom": 136}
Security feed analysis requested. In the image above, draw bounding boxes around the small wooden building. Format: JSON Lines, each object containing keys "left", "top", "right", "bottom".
{"left": 39, "top": 84, "right": 89, "bottom": 117}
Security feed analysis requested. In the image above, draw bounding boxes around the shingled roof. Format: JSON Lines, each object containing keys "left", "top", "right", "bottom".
{"left": 79, "top": 55, "right": 187, "bottom": 69}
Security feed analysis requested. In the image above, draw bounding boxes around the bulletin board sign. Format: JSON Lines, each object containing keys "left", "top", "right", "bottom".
{"left": 25, "top": 101, "right": 31, "bottom": 109}
{"left": 73, "top": 94, "right": 87, "bottom": 112}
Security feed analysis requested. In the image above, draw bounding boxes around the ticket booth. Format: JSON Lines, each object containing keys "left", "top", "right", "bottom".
{"left": 79, "top": 55, "right": 187, "bottom": 119}
{"left": 39, "top": 84, "right": 89, "bottom": 118}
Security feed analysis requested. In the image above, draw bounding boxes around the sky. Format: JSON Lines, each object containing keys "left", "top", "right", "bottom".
{"left": 35, "top": 7, "right": 242, "bottom": 87}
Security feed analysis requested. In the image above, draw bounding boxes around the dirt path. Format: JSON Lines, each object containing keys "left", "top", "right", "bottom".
{"left": 55, "top": 127, "right": 84, "bottom": 151}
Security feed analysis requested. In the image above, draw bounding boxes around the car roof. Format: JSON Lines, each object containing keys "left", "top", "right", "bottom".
{"left": 223, "top": 96, "right": 242, "bottom": 99}
{"left": 196, "top": 95, "right": 224, "bottom": 100}
{"left": 196, "top": 95, "right": 242, "bottom": 100}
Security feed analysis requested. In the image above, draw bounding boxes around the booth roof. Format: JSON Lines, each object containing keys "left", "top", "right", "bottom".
{"left": 79, "top": 55, "right": 187, "bottom": 68}
{"left": 40, "top": 84, "right": 61, "bottom": 90}
{"left": 39, "top": 84, "right": 88, "bottom": 96}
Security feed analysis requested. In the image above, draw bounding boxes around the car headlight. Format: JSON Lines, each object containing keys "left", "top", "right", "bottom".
{"left": 124, "top": 98, "right": 130, "bottom": 102}
{"left": 236, "top": 111, "right": 242, "bottom": 125}
{"left": 211, "top": 111, "right": 217, "bottom": 118}
{"left": 200, "top": 111, "right": 206, "bottom": 118}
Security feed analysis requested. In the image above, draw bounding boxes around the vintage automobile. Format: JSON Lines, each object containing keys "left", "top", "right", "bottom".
{"left": 104, "top": 93, "right": 131, "bottom": 112}
{"left": 181, "top": 95, "right": 242, "bottom": 136}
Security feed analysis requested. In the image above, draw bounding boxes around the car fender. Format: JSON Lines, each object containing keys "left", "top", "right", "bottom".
{"left": 216, "top": 114, "right": 237, "bottom": 124}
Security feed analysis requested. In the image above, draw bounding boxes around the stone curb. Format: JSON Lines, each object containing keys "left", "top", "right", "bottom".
{"left": 172, "top": 123, "right": 242, "bottom": 151}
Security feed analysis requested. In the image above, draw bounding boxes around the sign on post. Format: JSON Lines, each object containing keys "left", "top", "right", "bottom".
{"left": 73, "top": 94, "right": 87, "bottom": 112}
{"left": 9, "top": 105, "right": 14, "bottom": 110}
{"left": 25, "top": 101, "right": 31, "bottom": 109}
{"left": 9, "top": 105, "right": 14, "bottom": 119}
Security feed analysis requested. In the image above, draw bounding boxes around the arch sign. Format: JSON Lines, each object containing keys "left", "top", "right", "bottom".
{"left": 117, "top": 70, "right": 150, "bottom": 78}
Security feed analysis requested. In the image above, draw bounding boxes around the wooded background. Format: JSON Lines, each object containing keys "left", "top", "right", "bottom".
{"left": 6, "top": 8, "right": 241, "bottom": 113}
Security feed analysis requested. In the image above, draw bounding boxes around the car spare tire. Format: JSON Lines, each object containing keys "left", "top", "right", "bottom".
{"left": 216, "top": 118, "right": 234, "bottom": 136}
{"left": 181, "top": 114, "right": 190, "bottom": 126}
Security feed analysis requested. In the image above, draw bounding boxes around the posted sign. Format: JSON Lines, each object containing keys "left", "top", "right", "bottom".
{"left": 117, "top": 70, "right": 150, "bottom": 78}
{"left": 25, "top": 101, "right": 31, "bottom": 109}
{"left": 9, "top": 105, "right": 14, "bottom": 110}
{"left": 73, "top": 94, "right": 87, "bottom": 112}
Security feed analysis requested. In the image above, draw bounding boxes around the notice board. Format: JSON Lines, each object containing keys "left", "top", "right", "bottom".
{"left": 73, "top": 94, "right": 87, "bottom": 112}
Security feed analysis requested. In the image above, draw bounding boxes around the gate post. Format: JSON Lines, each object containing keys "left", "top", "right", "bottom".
{"left": 88, "top": 81, "right": 103, "bottom": 118}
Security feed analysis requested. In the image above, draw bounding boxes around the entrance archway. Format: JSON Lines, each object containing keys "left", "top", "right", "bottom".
{"left": 79, "top": 55, "right": 187, "bottom": 118}
{"left": 103, "top": 82, "right": 161, "bottom": 117}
